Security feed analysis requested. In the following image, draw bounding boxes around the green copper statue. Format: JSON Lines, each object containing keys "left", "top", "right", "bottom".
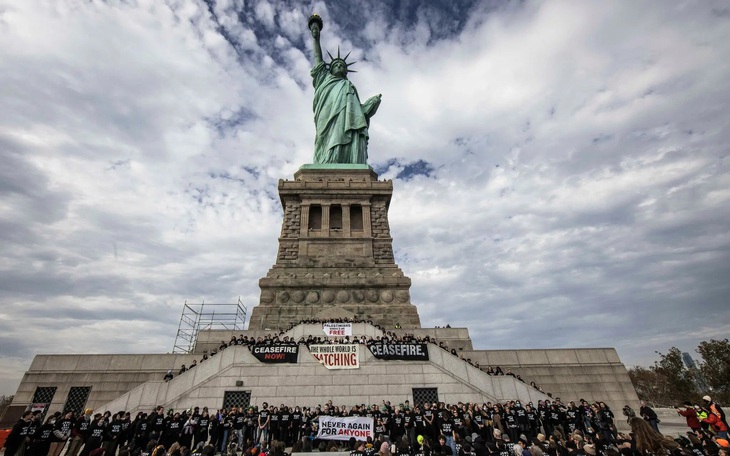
{"left": 308, "top": 14, "right": 382, "bottom": 164}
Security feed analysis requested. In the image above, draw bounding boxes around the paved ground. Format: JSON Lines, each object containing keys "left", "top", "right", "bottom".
{"left": 653, "top": 407, "right": 697, "bottom": 437}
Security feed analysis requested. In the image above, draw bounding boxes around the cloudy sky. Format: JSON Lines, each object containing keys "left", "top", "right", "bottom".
{"left": 1, "top": 0, "right": 729, "bottom": 396}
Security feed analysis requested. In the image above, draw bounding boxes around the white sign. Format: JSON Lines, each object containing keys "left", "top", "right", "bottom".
{"left": 31, "top": 403, "right": 47, "bottom": 413}
{"left": 316, "top": 415, "right": 374, "bottom": 441}
{"left": 322, "top": 322, "right": 352, "bottom": 337}
{"left": 309, "top": 344, "right": 359, "bottom": 369}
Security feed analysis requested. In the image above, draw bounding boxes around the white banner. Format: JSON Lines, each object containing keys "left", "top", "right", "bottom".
{"left": 316, "top": 415, "right": 374, "bottom": 441}
{"left": 322, "top": 322, "right": 352, "bottom": 337}
{"left": 31, "top": 403, "right": 47, "bottom": 413}
{"left": 309, "top": 344, "right": 359, "bottom": 369}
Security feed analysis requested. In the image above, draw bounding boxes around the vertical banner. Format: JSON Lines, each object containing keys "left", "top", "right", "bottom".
{"left": 309, "top": 344, "right": 359, "bottom": 369}
{"left": 316, "top": 415, "right": 374, "bottom": 440}
{"left": 322, "top": 322, "right": 352, "bottom": 336}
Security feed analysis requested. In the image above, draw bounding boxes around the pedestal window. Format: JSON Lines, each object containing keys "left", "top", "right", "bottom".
{"left": 350, "top": 204, "right": 363, "bottom": 231}
{"left": 308, "top": 205, "right": 322, "bottom": 230}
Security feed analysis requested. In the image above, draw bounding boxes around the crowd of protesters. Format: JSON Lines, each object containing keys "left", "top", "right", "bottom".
{"left": 166, "top": 322, "right": 548, "bottom": 395}
{"left": 3, "top": 396, "right": 729, "bottom": 456}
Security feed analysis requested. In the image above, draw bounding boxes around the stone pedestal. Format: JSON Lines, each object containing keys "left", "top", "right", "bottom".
{"left": 249, "top": 166, "right": 421, "bottom": 330}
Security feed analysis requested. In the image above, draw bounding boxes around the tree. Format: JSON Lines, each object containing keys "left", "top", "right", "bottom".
{"left": 0, "top": 394, "right": 14, "bottom": 420}
{"left": 652, "top": 347, "right": 698, "bottom": 405}
{"left": 628, "top": 347, "right": 698, "bottom": 405}
{"left": 696, "top": 338, "right": 730, "bottom": 404}
{"left": 628, "top": 366, "right": 663, "bottom": 405}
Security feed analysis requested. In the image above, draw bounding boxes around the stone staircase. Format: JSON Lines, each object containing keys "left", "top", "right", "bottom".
{"left": 96, "top": 337, "right": 548, "bottom": 413}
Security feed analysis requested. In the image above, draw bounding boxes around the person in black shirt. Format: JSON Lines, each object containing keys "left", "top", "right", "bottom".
{"left": 435, "top": 435, "right": 450, "bottom": 456}
{"left": 133, "top": 412, "right": 150, "bottom": 452}
{"left": 232, "top": 407, "right": 245, "bottom": 449}
{"left": 196, "top": 410, "right": 210, "bottom": 448}
{"left": 513, "top": 402, "right": 527, "bottom": 439}
{"left": 256, "top": 404, "right": 269, "bottom": 445}
{"left": 469, "top": 406, "right": 484, "bottom": 441}
{"left": 639, "top": 402, "right": 660, "bottom": 434}
{"left": 246, "top": 406, "right": 259, "bottom": 445}
{"left": 81, "top": 413, "right": 106, "bottom": 456}
{"left": 538, "top": 403, "right": 551, "bottom": 438}
{"left": 439, "top": 411, "right": 455, "bottom": 456}
{"left": 149, "top": 407, "right": 166, "bottom": 443}
{"left": 291, "top": 406, "right": 302, "bottom": 443}
{"left": 269, "top": 407, "right": 279, "bottom": 446}
{"left": 27, "top": 416, "right": 56, "bottom": 456}
{"left": 219, "top": 411, "right": 232, "bottom": 455}
{"left": 549, "top": 404, "right": 565, "bottom": 439}
{"left": 163, "top": 412, "right": 182, "bottom": 449}
{"left": 403, "top": 409, "right": 418, "bottom": 448}
{"left": 364, "top": 404, "right": 378, "bottom": 421}
{"left": 374, "top": 417, "right": 388, "bottom": 440}
{"left": 525, "top": 405, "right": 539, "bottom": 439}
{"left": 280, "top": 406, "right": 292, "bottom": 444}
{"left": 351, "top": 440, "right": 367, "bottom": 456}
{"left": 49, "top": 411, "right": 74, "bottom": 456}
{"left": 414, "top": 406, "right": 426, "bottom": 443}
{"left": 471, "top": 435, "right": 488, "bottom": 456}
{"left": 395, "top": 435, "right": 411, "bottom": 456}
{"left": 423, "top": 403, "right": 436, "bottom": 440}
{"left": 180, "top": 411, "right": 196, "bottom": 449}
{"left": 121, "top": 412, "right": 133, "bottom": 449}
{"left": 2, "top": 411, "right": 33, "bottom": 456}
{"left": 208, "top": 413, "right": 220, "bottom": 450}
{"left": 105, "top": 412, "right": 124, "bottom": 456}
{"left": 451, "top": 408, "right": 466, "bottom": 440}
{"left": 25, "top": 411, "right": 45, "bottom": 455}
{"left": 503, "top": 407, "right": 518, "bottom": 443}
{"left": 364, "top": 437, "right": 377, "bottom": 456}
{"left": 392, "top": 409, "right": 405, "bottom": 442}
{"left": 565, "top": 402, "right": 581, "bottom": 435}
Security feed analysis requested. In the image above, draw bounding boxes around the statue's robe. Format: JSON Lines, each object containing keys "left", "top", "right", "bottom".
{"left": 311, "top": 61, "right": 379, "bottom": 164}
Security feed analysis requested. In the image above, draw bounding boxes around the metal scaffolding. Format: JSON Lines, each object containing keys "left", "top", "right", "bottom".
{"left": 172, "top": 298, "right": 247, "bottom": 354}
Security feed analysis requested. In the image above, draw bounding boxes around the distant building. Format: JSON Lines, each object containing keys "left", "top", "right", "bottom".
{"left": 682, "top": 352, "right": 697, "bottom": 369}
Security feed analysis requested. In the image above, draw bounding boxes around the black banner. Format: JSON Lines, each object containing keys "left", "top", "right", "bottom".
{"left": 250, "top": 345, "right": 299, "bottom": 363}
{"left": 367, "top": 343, "right": 429, "bottom": 361}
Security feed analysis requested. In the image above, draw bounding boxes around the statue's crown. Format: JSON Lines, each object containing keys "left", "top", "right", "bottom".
{"left": 326, "top": 47, "right": 357, "bottom": 73}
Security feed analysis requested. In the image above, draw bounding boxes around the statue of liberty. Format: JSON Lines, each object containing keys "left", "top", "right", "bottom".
{"left": 308, "top": 15, "right": 382, "bottom": 164}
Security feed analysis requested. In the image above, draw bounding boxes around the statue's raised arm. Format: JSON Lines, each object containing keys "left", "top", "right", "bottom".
{"left": 307, "top": 14, "right": 382, "bottom": 165}
{"left": 309, "top": 14, "right": 323, "bottom": 66}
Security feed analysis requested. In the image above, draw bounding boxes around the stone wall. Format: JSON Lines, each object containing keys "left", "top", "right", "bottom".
{"left": 463, "top": 348, "right": 639, "bottom": 413}
{"left": 276, "top": 240, "right": 298, "bottom": 261}
{"left": 373, "top": 241, "right": 395, "bottom": 263}
{"left": 12, "top": 353, "right": 199, "bottom": 413}
{"left": 370, "top": 200, "right": 390, "bottom": 238}
{"left": 279, "top": 199, "right": 301, "bottom": 239}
